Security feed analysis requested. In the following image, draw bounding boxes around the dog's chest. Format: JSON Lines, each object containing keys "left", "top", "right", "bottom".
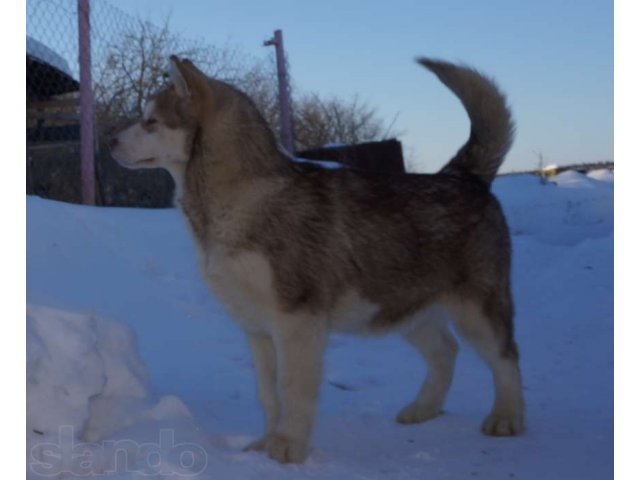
{"left": 181, "top": 201, "right": 382, "bottom": 334}
{"left": 199, "top": 247, "right": 279, "bottom": 333}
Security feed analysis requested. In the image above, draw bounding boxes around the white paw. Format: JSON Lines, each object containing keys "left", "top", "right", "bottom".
{"left": 481, "top": 412, "right": 524, "bottom": 436}
{"left": 265, "top": 434, "right": 308, "bottom": 463}
{"left": 265, "top": 433, "right": 309, "bottom": 464}
{"left": 396, "top": 402, "right": 441, "bottom": 424}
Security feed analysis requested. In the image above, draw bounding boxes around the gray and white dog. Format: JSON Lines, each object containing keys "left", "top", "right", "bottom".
{"left": 110, "top": 55, "right": 524, "bottom": 464}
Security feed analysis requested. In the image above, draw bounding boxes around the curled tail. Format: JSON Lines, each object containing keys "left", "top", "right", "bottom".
{"left": 417, "top": 57, "right": 514, "bottom": 185}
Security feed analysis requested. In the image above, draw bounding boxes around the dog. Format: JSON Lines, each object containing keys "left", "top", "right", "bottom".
{"left": 110, "top": 55, "right": 524, "bottom": 464}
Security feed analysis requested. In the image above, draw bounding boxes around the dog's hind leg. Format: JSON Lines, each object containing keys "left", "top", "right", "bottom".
{"left": 449, "top": 292, "right": 524, "bottom": 436}
{"left": 396, "top": 313, "right": 459, "bottom": 424}
{"left": 244, "top": 333, "right": 279, "bottom": 452}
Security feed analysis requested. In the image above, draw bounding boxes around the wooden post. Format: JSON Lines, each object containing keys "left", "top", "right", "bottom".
{"left": 77, "top": 0, "right": 95, "bottom": 205}
{"left": 264, "top": 29, "right": 294, "bottom": 154}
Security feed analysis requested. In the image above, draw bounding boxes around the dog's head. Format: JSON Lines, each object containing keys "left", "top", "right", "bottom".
{"left": 109, "top": 56, "right": 212, "bottom": 170}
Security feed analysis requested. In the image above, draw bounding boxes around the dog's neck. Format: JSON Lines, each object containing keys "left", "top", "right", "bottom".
{"left": 172, "top": 92, "right": 293, "bottom": 244}
{"left": 176, "top": 145, "right": 290, "bottom": 248}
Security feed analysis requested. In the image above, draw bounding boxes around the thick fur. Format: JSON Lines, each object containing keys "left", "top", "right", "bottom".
{"left": 110, "top": 56, "right": 525, "bottom": 464}
{"left": 419, "top": 58, "right": 515, "bottom": 185}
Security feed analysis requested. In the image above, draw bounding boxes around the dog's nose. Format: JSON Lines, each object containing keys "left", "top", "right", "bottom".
{"left": 108, "top": 136, "right": 119, "bottom": 150}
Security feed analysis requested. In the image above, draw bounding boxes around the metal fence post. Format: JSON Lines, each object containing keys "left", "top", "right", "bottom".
{"left": 78, "top": 0, "right": 95, "bottom": 205}
{"left": 264, "top": 29, "right": 294, "bottom": 154}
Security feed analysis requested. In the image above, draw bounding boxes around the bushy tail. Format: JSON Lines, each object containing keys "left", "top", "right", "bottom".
{"left": 417, "top": 57, "right": 514, "bottom": 185}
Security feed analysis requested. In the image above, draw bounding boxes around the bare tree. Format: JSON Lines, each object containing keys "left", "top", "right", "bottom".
{"left": 234, "top": 57, "right": 281, "bottom": 133}
{"left": 93, "top": 17, "right": 398, "bottom": 153}
{"left": 293, "top": 93, "right": 399, "bottom": 151}
{"left": 93, "top": 16, "right": 255, "bottom": 135}
{"left": 87, "top": 15, "right": 403, "bottom": 206}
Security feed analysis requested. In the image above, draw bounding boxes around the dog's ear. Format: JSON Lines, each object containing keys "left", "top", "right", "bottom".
{"left": 181, "top": 58, "right": 199, "bottom": 71}
{"left": 168, "top": 56, "right": 190, "bottom": 98}
{"left": 168, "top": 55, "right": 210, "bottom": 102}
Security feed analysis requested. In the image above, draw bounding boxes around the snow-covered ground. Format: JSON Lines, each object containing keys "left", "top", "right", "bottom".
{"left": 26, "top": 170, "right": 613, "bottom": 479}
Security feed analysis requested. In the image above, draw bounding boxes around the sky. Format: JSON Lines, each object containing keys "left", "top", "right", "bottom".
{"left": 58, "top": 0, "right": 615, "bottom": 173}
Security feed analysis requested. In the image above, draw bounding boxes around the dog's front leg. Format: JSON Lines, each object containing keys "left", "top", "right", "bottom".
{"left": 267, "top": 317, "right": 327, "bottom": 463}
{"left": 244, "top": 333, "right": 279, "bottom": 452}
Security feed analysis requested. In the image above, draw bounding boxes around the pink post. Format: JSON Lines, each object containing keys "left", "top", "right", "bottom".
{"left": 264, "top": 29, "right": 295, "bottom": 154}
{"left": 77, "top": 0, "right": 95, "bottom": 205}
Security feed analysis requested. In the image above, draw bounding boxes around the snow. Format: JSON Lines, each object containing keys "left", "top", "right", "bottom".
{"left": 321, "top": 142, "right": 348, "bottom": 149}
{"left": 26, "top": 170, "right": 613, "bottom": 479}
{"left": 492, "top": 173, "right": 613, "bottom": 245}
{"left": 587, "top": 168, "right": 614, "bottom": 183}
{"left": 26, "top": 36, "right": 75, "bottom": 78}
{"left": 293, "top": 156, "right": 345, "bottom": 169}
{"left": 26, "top": 306, "right": 206, "bottom": 478}
{"left": 279, "top": 145, "right": 345, "bottom": 169}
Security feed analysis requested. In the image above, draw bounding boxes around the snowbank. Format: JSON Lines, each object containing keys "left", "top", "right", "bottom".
{"left": 587, "top": 168, "right": 614, "bottom": 183}
{"left": 492, "top": 172, "right": 613, "bottom": 245}
{"left": 26, "top": 305, "right": 209, "bottom": 479}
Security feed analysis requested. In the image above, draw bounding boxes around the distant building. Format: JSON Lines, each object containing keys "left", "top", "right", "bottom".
{"left": 542, "top": 164, "right": 559, "bottom": 178}
{"left": 501, "top": 161, "right": 614, "bottom": 178}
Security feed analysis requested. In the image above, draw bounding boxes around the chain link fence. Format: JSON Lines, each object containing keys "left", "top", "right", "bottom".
{"left": 27, "top": 0, "right": 83, "bottom": 203}
{"left": 26, "top": 0, "right": 401, "bottom": 207}
{"left": 27, "top": 0, "right": 280, "bottom": 207}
